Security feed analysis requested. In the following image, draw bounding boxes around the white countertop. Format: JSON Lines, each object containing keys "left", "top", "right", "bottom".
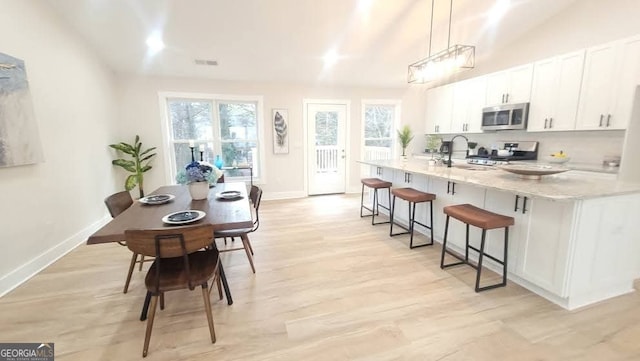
{"left": 360, "top": 159, "right": 640, "bottom": 201}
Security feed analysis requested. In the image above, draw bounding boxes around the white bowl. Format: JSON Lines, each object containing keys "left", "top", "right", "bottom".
{"left": 546, "top": 156, "right": 570, "bottom": 164}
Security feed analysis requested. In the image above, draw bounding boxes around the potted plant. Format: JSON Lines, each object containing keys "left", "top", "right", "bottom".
{"left": 397, "top": 125, "right": 414, "bottom": 159}
{"left": 109, "top": 135, "right": 156, "bottom": 198}
{"left": 176, "top": 161, "right": 224, "bottom": 200}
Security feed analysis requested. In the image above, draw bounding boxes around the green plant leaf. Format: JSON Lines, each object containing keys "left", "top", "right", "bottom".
{"left": 139, "top": 147, "right": 157, "bottom": 157}
{"left": 140, "top": 153, "right": 156, "bottom": 163}
{"left": 112, "top": 159, "right": 136, "bottom": 172}
{"left": 109, "top": 143, "right": 135, "bottom": 155}
{"left": 125, "top": 174, "right": 138, "bottom": 191}
{"left": 140, "top": 165, "right": 152, "bottom": 173}
{"left": 134, "top": 135, "right": 140, "bottom": 146}
{"left": 135, "top": 142, "right": 142, "bottom": 156}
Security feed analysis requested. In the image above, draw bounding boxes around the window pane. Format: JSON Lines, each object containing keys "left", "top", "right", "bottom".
{"left": 315, "top": 111, "right": 338, "bottom": 146}
{"left": 219, "top": 102, "right": 257, "bottom": 140}
{"left": 168, "top": 99, "right": 213, "bottom": 140}
{"left": 364, "top": 105, "right": 393, "bottom": 139}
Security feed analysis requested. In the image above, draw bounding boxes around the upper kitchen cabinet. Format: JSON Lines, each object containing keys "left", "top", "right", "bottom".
{"left": 451, "top": 77, "right": 487, "bottom": 133}
{"left": 485, "top": 64, "right": 534, "bottom": 106}
{"left": 576, "top": 35, "right": 640, "bottom": 130}
{"left": 425, "top": 83, "right": 453, "bottom": 134}
{"left": 528, "top": 50, "right": 585, "bottom": 132}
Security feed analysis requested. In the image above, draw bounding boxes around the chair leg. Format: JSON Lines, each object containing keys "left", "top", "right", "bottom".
{"left": 216, "top": 274, "right": 223, "bottom": 300}
{"left": 440, "top": 216, "right": 450, "bottom": 268}
{"left": 475, "top": 229, "right": 487, "bottom": 292}
{"left": 159, "top": 293, "right": 165, "bottom": 310}
{"left": 241, "top": 234, "right": 256, "bottom": 273}
{"left": 138, "top": 255, "right": 145, "bottom": 271}
{"left": 142, "top": 295, "right": 158, "bottom": 357}
{"left": 123, "top": 252, "right": 138, "bottom": 294}
{"left": 389, "top": 196, "right": 396, "bottom": 236}
{"left": 360, "top": 183, "right": 365, "bottom": 217}
{"left": 246, "top": 237, "right": 254, "bottom": 255}
{"left": 201, "top": 284, "right": 217, "bottom": 343}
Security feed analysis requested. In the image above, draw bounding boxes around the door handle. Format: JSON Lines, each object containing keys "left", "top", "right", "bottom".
{"left": 606, "top": 114, "right": 611, "bottom": 127}
{"left": 522, "top": 196, "right": 528, "bottom": 214}
{"left": 544, "top": 118, "right": 548, "bottom": 129}
{"left": 514, "top": 195, "right": 520, "bottom": 212}
{"left": 501, "top": 94, "right": 505, "bottom": 103}
{"left": 505, "top": 93, "right": 509, "bottom": 103}
{"left": 451, "top": 182, "right": 456, "bottom": 195}
{"left": 599, "top": 114, "right": 604, "bottom": 127}
{"left": 549, "top": 117, "right": 553, "bottom": 128}
{"left": 447, "top": 181, "right": 451, "bottom": 194}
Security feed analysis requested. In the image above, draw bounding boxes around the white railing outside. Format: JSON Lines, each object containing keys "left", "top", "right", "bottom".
{"left": 364, "top": 146, "right": 392, "bottom": 161}
{"left": 316, "top": 145, "right": 338, "bottom": 173}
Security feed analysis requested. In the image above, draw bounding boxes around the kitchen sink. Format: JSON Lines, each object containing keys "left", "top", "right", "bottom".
{"left": 452, "top": 163, "right": 494, "bottom": 171}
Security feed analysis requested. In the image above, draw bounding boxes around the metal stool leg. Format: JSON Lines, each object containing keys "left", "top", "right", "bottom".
{"left": 389, "top": 195, "right": 396, "bottom": 236}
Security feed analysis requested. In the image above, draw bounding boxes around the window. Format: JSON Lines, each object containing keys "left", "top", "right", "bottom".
{"left": 361, "top": 100, "right": 401, "bottom": 161}
{"left": 160, "top": 93, "right": 264, "bottom": 183}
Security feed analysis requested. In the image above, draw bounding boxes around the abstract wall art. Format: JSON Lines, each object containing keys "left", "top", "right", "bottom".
{"left": 272, "top": 108, "right": 289, "bottom": 154}
{"left": 0, "top": 52, "right": 43, "bottom": 167}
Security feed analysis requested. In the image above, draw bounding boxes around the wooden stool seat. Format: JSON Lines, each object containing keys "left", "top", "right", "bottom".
{"left": 440, "top": 204, "right": 514, "bottom": 292}
{"left": 360, "top": 178, "right": 392, "bottom": 225}
{"left": 444, "top": 204, "right": 514, "bottom": 230}
{"left": 392, "top": 188, "right": 436, "bottom": 203}
{"left": 390, "top": 187, "right": 436, "bottom": 249}
{"left": 361, "top": 178, "right": 392, "bottom": 189}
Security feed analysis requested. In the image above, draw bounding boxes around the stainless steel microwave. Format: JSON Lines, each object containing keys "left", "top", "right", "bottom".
{"left": 481, "top": 103, "right": 529, "bottom": 131}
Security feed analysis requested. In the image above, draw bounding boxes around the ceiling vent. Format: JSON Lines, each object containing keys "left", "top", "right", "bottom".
{"left": 194, "top": 59, "right": 218, "bottom": 66}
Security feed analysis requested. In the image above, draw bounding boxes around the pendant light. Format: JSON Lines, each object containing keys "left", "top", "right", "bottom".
{"left": 408, "top": 0, "right": 475, "bottom": 83}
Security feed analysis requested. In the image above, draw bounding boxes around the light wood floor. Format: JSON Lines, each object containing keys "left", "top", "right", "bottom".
{"left": 2, "top": 194, "right": 640, "bottom": 360}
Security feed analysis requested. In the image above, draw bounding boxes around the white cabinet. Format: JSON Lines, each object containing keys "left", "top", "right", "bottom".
{"left": 425, "top": 84, "right": 453, "bottom": 134}
{"left": 576, "top": 35, "right": 640, "bottom": 130}
{"left": 451, "top": 77, "right": 486, "bottom": 133}
{"left": 528, "top": 50, "right": 585, "bottom": 132}
{"left": 484, "top": 190, "right": 574, "bottom": 295}
{"left": 485, "top": 64, "right": 533, "bottom": 106}
{"left": 430, "top": 178, "right": 485, "bottom": 252}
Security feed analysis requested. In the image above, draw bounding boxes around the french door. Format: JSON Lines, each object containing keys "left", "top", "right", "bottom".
{"left": 306, "top": 102, "right": 348, "bottom": 195}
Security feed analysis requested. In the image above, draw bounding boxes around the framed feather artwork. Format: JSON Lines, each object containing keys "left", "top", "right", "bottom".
{"left": 272, "top": 109, "right": 289, "bottom": 154}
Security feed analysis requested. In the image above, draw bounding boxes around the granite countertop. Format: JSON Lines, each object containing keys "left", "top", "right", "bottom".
{"left": 359, "top": 159, "right": 640, "bottom": 201}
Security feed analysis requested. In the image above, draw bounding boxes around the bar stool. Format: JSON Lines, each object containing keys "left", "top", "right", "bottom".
{"left": 360, "top": 178, "right": 392, "bottom": 225}
{"left": 389, "top": 188, "right": 436, "bottom": 249}
{"left": 440, "top": 204, "right": 514, "bottom": 292}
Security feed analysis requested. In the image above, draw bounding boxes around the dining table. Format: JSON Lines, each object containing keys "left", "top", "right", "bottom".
{"left": 87, "top": 182, "right": 253, "bottom": 315}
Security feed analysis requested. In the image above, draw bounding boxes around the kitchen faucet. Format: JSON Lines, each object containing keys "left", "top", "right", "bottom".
{"left": 446, "top": 135, "right": 469, "bottom": 168}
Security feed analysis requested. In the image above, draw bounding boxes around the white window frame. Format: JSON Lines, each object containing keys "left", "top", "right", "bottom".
{"left": 158, "top": 91, "right": 266, "bottom": 185}
{"left": 360, "top": 99, "right": 402, "bottom": 160}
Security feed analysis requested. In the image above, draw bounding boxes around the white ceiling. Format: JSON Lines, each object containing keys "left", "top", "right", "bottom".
{"left": 48, "top": 0, "right": 578, "bottom": 87}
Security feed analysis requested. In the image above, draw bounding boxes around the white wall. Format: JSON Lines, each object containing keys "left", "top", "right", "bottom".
{"left": 116, "top": 75, "right": 424, "bottom": 198}
{"left": 0, "top": 1, "right": 119, "bottom": 295}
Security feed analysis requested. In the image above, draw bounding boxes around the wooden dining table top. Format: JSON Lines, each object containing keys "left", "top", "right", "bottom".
{"left": 87, "top": 182, "right": 253, "bottom": 245}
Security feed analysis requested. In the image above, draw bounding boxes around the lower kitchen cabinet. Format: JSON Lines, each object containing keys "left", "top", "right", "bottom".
{"left": 484, "top": 190, "right": 574, "bottom": 295}
{"left": 429, "top": 178, "right": 485, "bottom": 251}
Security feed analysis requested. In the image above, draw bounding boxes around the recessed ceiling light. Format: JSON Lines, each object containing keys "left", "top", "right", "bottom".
{"left": 145, "top": 32, "right": 165, "bottom": 54}
{"left": 489, "top": 0, "right": 511, "bottom": 22}
{"left": 358, "top": 0, "right": 373, "bottom": 13}
{"left": 323, "top": 49, "right": 339, "bottom": 68}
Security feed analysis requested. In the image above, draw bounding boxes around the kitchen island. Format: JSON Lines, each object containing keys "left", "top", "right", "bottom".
{"left": 360, "top": 159, "right": 640, "bottom": 310}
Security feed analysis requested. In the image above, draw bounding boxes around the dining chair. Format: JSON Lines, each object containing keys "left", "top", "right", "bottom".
{"left": 125, "top": 224, "right": 222, "bottom": 357}
{"left": 215, "top": 185, "right": 262, "bottom": 273}
{"left": 104, "top": 191, "right": 152, "bottom": 293}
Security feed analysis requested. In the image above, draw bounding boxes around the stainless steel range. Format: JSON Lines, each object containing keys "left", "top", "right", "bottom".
{"left": 467, "top": 141, "right": 539, "bottom": 166}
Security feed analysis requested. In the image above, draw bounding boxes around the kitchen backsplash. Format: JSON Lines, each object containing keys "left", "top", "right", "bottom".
{"left": 421, "top": 130, "right": 625, "bottom": 165}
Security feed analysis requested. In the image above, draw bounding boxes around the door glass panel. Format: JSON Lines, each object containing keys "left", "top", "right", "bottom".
{"left": 315, "top": 111, "right": 338, "bottom": 173}
{"left": 364, "top": 104, "right": 393, "bottom": 160}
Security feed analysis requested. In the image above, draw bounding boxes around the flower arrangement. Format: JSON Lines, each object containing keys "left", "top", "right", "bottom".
{"left": 176, "top": 161, "right": 223, "bottom": 185}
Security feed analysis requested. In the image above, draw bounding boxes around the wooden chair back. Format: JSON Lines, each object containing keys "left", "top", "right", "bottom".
{"left": 104, "top": 191, "right": 133, "bottom": 218}
{"left": 125, "top": 224, "right": 215, "bottom": 259}
{"left": 249, "top": 186, "right": 263, "bottom": 232}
